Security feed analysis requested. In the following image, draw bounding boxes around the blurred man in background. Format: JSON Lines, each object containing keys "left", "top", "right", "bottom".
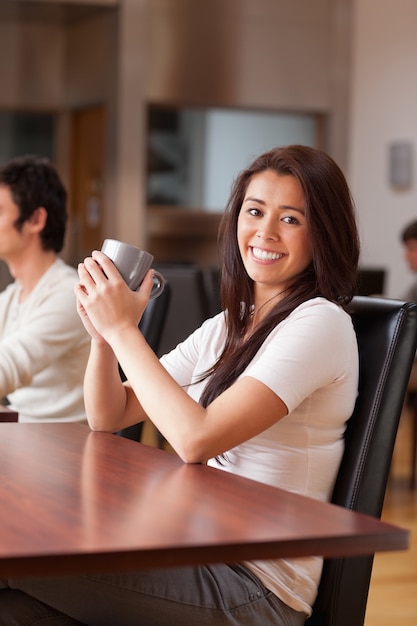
{"left": 0, "top": 155, "right": 90, "bottom": 422}
{"left": 401, "top": 219, "right": 417, "bottom": 390}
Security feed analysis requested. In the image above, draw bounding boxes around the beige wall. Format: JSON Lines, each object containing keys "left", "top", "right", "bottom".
{"left": 0, "top": 19, "right": 65, "bottom": 108}
{"left": 349, "top": 0, "right": 417, "bottom": 298}
{"left": 148, "top": 0, "right": 333, "bottom": 109}
{"left": 147, "top": 0, "right": 353, "bottom": 166}
{"left": 66, "top": 12, "right": 117, "bottom": 107}
{"left": 0, "top": 0, "right": 353, "bottom": 254}
{"left": 112, "top": 0, "right": 149, "bottom": 247}
{"left": 66, "top": 10, "right": 120, "bottom": 244}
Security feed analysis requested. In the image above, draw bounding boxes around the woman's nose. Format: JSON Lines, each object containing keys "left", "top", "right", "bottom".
{"left": 257, "top": 220, "right": 279, "bottom": 241}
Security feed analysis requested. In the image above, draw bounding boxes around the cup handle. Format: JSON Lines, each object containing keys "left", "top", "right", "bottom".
{"left": 149, "top": 270, "right": 165, "bottom": 300}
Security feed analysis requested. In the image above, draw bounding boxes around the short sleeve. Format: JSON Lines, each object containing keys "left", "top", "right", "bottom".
{"left": 243, "top": 299, "right": 358, "bottom": 413}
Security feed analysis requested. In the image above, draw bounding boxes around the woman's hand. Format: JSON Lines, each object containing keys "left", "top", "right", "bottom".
{"left": 75, "top": 250, "right": 154, "bottom": 345}
{"left": 75, "top": 288, "right": 105, "bottom": 343}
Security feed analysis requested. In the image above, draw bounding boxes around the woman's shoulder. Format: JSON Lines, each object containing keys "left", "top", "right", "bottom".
{"left": 290, "top": 297, "right": 352, "bottom": 322}
{"left": 278, "top": 297, "right": 355, "bottom": 343}
{"left": 192, "top": 310, "right": 227, "bottom": 338}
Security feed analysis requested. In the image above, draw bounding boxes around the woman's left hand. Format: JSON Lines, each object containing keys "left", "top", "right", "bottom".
{"left": 76, "top": 250, "right": 153, "bottom": 344}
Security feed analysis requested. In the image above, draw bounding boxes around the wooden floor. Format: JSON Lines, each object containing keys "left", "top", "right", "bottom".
{"left": 143, "top": 408, "right": 417, "bottom": 626}
{"left": 364, "top": 406, "right": 417, "bottom": 626}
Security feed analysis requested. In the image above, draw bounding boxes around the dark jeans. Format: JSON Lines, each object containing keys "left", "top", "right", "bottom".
{"left": 0, "top": 563, "right": 307, "bottom": 626}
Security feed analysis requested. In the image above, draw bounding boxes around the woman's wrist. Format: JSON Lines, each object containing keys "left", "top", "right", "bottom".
{"left": 90, "top": 335, "right": 114, "bottom": 354}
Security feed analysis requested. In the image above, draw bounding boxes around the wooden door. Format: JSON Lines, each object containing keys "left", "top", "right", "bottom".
{"left": 70, "top": 105, "right": 106, "bottom": 262}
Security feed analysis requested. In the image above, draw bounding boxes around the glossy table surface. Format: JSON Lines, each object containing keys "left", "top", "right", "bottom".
{"left": 0, "top": 423, "right": 409, "bottom": 577}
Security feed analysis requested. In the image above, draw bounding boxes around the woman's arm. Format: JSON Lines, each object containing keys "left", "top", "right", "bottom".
{"left": 76, "top": 251, "right": 288, "bottom": 462}
{"left": 110, "top": 325, "right": 288, "bottom": 461}
{"left": 82, "top": 339, "right": 147, "bottom": 433}
{"left": 76, "top": 257, "right": 150, "bottom": 433}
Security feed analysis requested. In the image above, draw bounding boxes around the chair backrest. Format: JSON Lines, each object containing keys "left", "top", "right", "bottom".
{"left": 306, "top": 295, "right": 417, "bottom": 626}
{"left": 203, "top": 265, "right": 222, "bottom": 317}
{"left": 154, "top": 264, "right": 210, "bottom": 356}
{"left": 356, "top": 267, "right": 386, "bottom": 296}
{"left": 116, "top": 282, "right": 171, "bottom": 441}
{"left": 138, "top": 281, "right": 171, "bottom": 354}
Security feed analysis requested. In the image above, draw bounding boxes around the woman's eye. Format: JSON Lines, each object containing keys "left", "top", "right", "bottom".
{"left": 248, "top": 207, "right": 262, "bottom": 216}
{"left": 282, "top": 215, "right": 300, "bottom": 225}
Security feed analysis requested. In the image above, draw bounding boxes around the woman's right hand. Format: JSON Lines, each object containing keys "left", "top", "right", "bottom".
{"left": 75, "top": 251, "right": 154, "bottom": 346}
{"left": 75, "top": 283, "right": 107, "bottom": 343}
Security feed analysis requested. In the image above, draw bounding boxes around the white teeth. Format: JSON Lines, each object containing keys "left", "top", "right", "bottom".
{"left": 252, "top": 247, "right": 283, "bottom": 261}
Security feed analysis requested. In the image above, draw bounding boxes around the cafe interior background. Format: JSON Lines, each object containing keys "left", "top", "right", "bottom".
{"left": 1, "top": 0, "right": 417, "bottom": 302}
{"left": 1, "top": 2, "right": 417, "bottom": 625}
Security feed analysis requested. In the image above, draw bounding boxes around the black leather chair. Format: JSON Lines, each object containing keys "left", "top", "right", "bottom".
{"left": 154, "top": 264, "right": 210, "bottom": 356}
{"left": 203, "top": 265, "right": 222, "bottom": 317}
{"left": 116, "top": 282, "right": 171, "bottom": 442}
{"left": 306, "top": 296, "right": 417, "bottom": 626}
{"left": 136, "top": 281, "right": 171, "bottom": 355}
{"left": 405, "top": 390, "right": 417, "bottom": 488}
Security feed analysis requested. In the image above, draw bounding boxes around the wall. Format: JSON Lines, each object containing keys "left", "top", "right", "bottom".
{"left": 0, "top": 19, "right": 65, "bottom": 108}
{"left": 66, "top": 9, "right": 119, "bottom": 244}
{"left": 0, "top": 5, "right": 122, "bottom": 256}
{"left": 349, "top": 0, "right": 417, "bottom": 298}
{"left": 148, "top": 0, "right": 332, "bottom": 109}
{"left": 147, "top": 0, "right": 353, "bottom": 168}
{"left": 0, "top": 0, "right": 354, "bottom": 262}
{"left": 202, "top": 110, "right": 317, "bottom": 209}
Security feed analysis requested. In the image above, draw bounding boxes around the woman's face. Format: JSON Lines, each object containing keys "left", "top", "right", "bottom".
{"left": 237, "top": 170, "right": 312, "bottom": 302}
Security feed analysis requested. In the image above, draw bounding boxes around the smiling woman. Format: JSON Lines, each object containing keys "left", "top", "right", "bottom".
{"left": 1, "top": 145, "right": 360, "bottom": 626}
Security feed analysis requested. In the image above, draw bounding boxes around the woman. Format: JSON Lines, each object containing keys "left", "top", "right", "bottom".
{"left": 0, "top": 145, "right": 360, "bottom": 625}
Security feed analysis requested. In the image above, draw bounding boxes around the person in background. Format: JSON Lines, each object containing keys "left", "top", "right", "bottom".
{"left": 0, "top": 155, "right": 90, "bottom": 422}
{"left": 401, "top": 219, "right": 417, "bottom": 390}
{"left": 401, "top": 220, "right": 417, "bottom": 302}
{"left": 0, "top": 145, "right": 360, "bottom": 625}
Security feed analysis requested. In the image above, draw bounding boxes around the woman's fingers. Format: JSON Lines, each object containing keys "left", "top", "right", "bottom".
{"left": 136, "top": 269, "right": 155, "bottom": 299}
{"left": 91, "top": 250, "right": 124, "bottom": 282}
{"left": 77, "top": 252, "right": 117, "bottom": 286}
{"left": 76, "top": 252, "right": 152, "bottom": 344}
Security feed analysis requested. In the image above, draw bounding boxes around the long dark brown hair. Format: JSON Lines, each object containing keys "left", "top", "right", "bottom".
{"left": 199, "top": 145, "right": 360, "bottom": 409}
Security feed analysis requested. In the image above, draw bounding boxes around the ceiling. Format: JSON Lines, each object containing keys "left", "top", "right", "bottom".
{"left": 0, "top": 1, "right": 118, "bottom": 24}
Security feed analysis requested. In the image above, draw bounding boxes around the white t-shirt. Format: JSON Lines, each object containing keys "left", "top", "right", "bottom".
{"left": 161, "top": 297, "right": 359, "bottom": 616}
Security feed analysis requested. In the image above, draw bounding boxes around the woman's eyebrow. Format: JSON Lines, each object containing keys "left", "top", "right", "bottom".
{"left": 244, "top": 196, "right": 305, "bottom": 214}
{"left": 244, "top": 195, "right": 266, "bottom": 205}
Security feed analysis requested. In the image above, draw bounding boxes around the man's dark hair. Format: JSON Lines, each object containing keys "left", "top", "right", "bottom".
{"left": 0, "top": 155, "right": 67, "bottom": 253}
{"left": 401, "top": 220, "right": 417, "bottom": 243}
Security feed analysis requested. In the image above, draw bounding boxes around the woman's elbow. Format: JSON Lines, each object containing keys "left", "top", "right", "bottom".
{"left": 173, "top": 434, "right": 212, "bottom": 464}
{"left": 86, "top": 415, "right": 115, "bottom": 433}
{"left": 177, "top": 450, "right": 206, "bottom": 464}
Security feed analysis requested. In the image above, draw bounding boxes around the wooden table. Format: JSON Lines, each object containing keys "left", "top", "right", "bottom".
{"left": 0, "top": 423, "right": 409, "bottom": 577}
{"left": 0, "top": 405, "right": 18, "bottom": 422}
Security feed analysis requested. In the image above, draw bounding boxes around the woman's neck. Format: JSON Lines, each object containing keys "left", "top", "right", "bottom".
{"left": 245, "top": 289, "right": 287, "bottom": 338}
